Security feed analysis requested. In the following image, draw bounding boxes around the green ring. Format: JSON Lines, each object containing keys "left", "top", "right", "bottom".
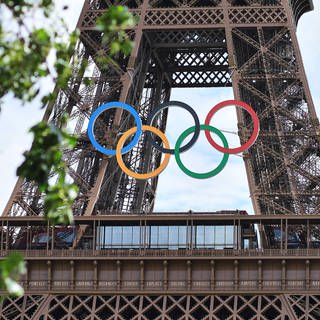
{"left": 174, "top": 124, "right": 229, "bottom": 179}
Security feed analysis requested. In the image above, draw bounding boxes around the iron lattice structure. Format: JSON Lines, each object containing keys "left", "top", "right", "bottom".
{"left": 3, "top": 0, "right": 319, "bottom": 218}
{"left": 1, "top": 0, "right": 320, "bottom": 319}
{"left": 3, "top": 295, "right": 320, "bottom": 320}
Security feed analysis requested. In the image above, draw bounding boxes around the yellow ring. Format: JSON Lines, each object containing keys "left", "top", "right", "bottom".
{"left": 116, "top": 125, "right": 170, "bottom": 180}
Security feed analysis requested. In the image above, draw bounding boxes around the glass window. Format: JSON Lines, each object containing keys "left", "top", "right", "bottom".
{"left": 56, "top": 231, "right": 75, "bottom": 244}
{"left": 150, "top": 226, "right": 158, "bottom": 248}
{"left": 104, "top": 226, "right": 112, "bottom": 247}
{"left": 169, "top": 226, "right": 178, "bottom": 249}
{"left": 273, "top": 228, "right": 283, "bottom": 241}
{"left": 288, "top": 231, "right": 298, "bottom": 242}
{"left": 178, "top": 226, "right": 186, "bottom": 248}
{"left": 243, "top": 239, "right": 249, "bottom": 249}
{"left": 225, "top": 226, "right": 234, "bottom": 248}
{"left": 98, "top": 227, "right": 103, "bottom": 248}
{"left": 196, "top": 225, "right": 205, "bottom": 248}
{"left": 112, "top": 227, "right": 122, "bottom": 246}
{"left": 95, "top": 224, "right": 236, "bottom": 250}
{"left": 190, "top": 225, "right": 195, "bottom": 248}
{"left": 33, "top": 234, "right": 50, "bottom": 244}
{"left": 215, "top": 226, "right": 224, "bottom": 247}
{"left": 122, "top": 226, "right": 133, "bottom": 246}
{"left": 145, "top": 226, "right": 150, "bottom": 247}
{"left": 159, "top": 226, "right": 169, "bottom": 248}
{"left": 132, "top": 226, "right": 140, "bottom": 247}
{"left": 204, "top": 226, "right": 215, "bottom": 248}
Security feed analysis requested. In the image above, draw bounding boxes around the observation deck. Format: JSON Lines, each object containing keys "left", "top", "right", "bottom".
{"left": 1, "top": 213, "right": 319, "bottom": 295}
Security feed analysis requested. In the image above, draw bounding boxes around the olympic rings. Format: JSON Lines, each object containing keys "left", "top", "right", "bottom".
{"left": 175, "top": 125, "right": 229, "bottom": 179}
{"left": 205, "top": 100, "right": 260, "bottom": 154}
{"left": 146, "top": 101, "right": 200, "bottom": 154}
{"left": 116, "top": 125, "right": 171, "bottom": 180}
{"left": 88, "top": 102, "right": 142, "bottom": 156}
{"left": 87, "top": 100, "right": 260, "bottom": 180}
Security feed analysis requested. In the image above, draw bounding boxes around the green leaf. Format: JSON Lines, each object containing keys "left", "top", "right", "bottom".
{"left": 44, "top": 183, "right": 78, "bottom": 225}
{"left": 96, "top": 6, "right": 137, "bottom": 57}
{"left": 0, "top": 253, "right": 26, "bottom": 299}
{"left": 4, "top": 278, "right": 24, "bottom": 296}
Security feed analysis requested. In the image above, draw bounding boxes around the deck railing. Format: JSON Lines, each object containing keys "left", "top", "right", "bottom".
{"left": 1, "top": 248, "right": 320, "bottom": 258}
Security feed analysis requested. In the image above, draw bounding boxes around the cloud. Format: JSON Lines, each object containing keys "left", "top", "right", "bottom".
{"left": 0, "top": 0, "right": 85, "bottom": 213}
{"left": 298, "top": 4, "right": 320, "bottom": 117}
{"left": 155, "top": 158, "right": 251, "bottom": 212}
{"left": 154, "top": 88, "right": 253, "bottom": 213}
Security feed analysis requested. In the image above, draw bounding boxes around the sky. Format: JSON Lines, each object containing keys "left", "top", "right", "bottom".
{"left": 0, "top": 2, "right": 319, "bottom": 214}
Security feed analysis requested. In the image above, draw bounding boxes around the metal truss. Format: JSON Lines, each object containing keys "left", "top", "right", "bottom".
{"left": 2, "top": 294, "right": 320, "bottom": 320}
{"left": 144, "top": 29, "right": 231, "bottom": 88}
{"left": 2, "top": 0, "right": 317, "bottom": 218}
{"left": 232, "top": 25, "right": 320, "bottom": 215}
{"left": 1, "top": 0, "right": 319, "bottom": 318}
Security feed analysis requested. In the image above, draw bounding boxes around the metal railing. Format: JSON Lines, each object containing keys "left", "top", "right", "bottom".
{"left": 1, "top": 248, "right": 320, "bottom": 258}
{"left": 7, "top": 279, "right": 316, "bottom": 293}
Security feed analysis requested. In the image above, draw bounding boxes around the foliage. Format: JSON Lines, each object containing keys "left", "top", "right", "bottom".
{"left": 0, "top": 253, "right": 26, "bottom": 303}
{"left": 0, "top": 0, "right": 79, "bottom": 225}
{"left": 0, "top": 0, "right": 136, "bottom": 300}
{"left": 97, "top": 5, "right": 138, "bottom": 55}
{"left": 0, "top": 0, "right": 78, "bottom": 103}
{"left": 17, "top": 121, "right": 78, "bottom": 225}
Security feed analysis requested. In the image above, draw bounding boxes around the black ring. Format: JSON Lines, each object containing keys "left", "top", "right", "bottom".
{"left": 146, "top": 101, "right": 200, "bottom": 154}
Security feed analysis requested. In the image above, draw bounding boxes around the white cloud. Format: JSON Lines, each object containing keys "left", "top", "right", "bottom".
{"left": 0, "top": 1, "right": 85, "bottom": 213}
{"left": 298, "top": 3, "right": 320, "bottom": 118}
{"left": 155, "top": 158, "right": 250, "bottom": 212}
{"left": 153, "top": 88, "right": 253, "bottom": 212}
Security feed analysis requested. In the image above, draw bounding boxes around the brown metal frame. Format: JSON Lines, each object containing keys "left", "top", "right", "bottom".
{"left": 1, "top": 0, "right": 319, "bottom": 319}
{"left": 2, "top": 0, "right": 319, "bottom": 218}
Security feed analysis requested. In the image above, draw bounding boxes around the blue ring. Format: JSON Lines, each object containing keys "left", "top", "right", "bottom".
{"left": 87, "top": 102, "right": 142, "bottom": 156}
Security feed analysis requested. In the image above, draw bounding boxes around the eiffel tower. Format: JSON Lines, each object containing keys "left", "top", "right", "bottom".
{"left": 1, "top": 0, "right": 320, "bottom": 319}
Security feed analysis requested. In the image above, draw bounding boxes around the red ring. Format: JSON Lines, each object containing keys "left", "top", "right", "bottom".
{"left": 204, "top": 100, "right": 260, "bottom": 154}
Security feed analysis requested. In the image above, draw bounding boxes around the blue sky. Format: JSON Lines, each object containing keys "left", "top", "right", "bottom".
{"left": 0, "top": 2, "right": 319, "bottom": 214}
